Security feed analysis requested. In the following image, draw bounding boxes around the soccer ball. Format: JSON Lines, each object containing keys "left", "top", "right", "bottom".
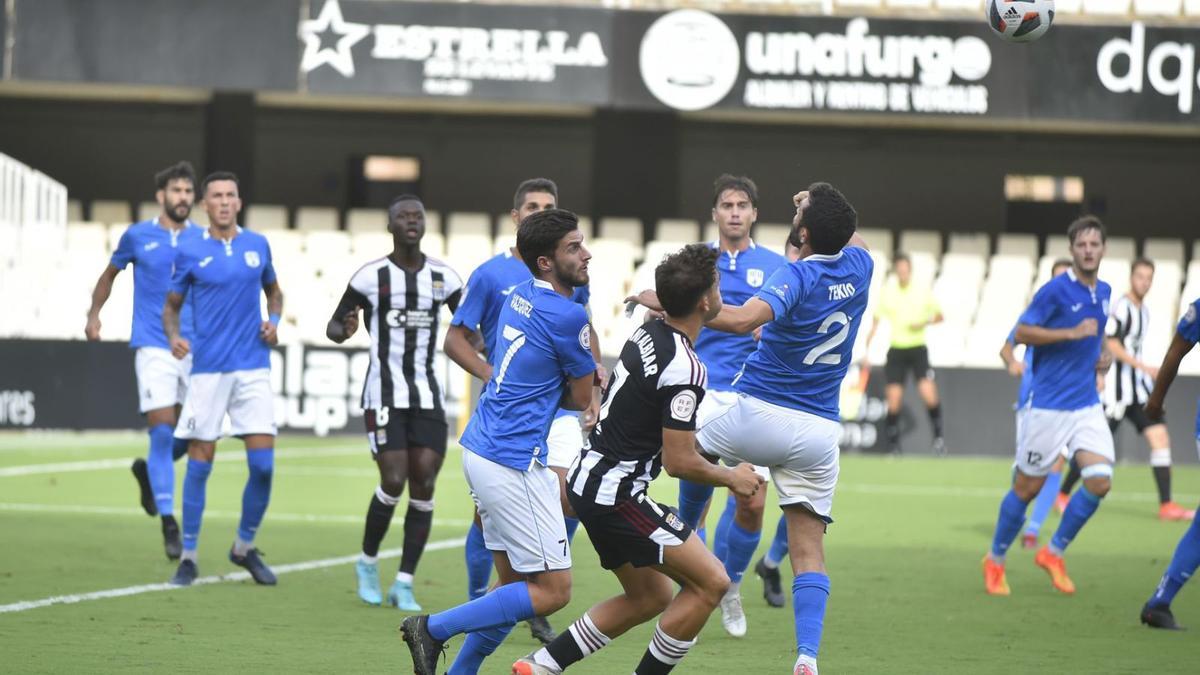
{"left": 986, "top": 0, "right": 1055, "bottom": 43}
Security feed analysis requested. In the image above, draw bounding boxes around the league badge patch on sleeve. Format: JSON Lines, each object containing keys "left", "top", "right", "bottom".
{"left": 670, "top": 390, "right": 697, "bottom": 422}
{"left": 579, "top": 324, "right": 591, "bottom": 351}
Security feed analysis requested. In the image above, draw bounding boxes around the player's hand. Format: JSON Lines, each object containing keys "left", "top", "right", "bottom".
{"left": 753, "top": 326, "right": 763, "bottom": 342}
{"left": 1006, "top": 360, "right": 1024, "bottom": 378}
{"left": 1145, "top": 400, "right": 1165, "bottom": 422}
{"left": 728, "top": 462, "right": 766, "bottom": 499}
{"left": 85, "top": 315, "right": 101, "bottom": 341}
{"left": 170, "top": 336, "right": 191, "bottom": 360}
{"left": 341, "top": 310, "right": 358, "bottom": 337}
{"left": 1144, "top": 364, "right": 1160, "bottom": 380}
{"left": 1096, "top": 350, "right": 1113, "bottom": 373}
{"left": 1070, "top": 318, "right": 1099, "bottom": 339}
{"left": 643, "top": 309, "right": 665, "bottom": 323}
{"left": 582, "top": 396, "right": 601, "bottom": 433}
{"left": 260, "top": 320, "right": 279, "bottom": 346}
{"left": 624, "top": 290, "right": 664, "bottom": 313}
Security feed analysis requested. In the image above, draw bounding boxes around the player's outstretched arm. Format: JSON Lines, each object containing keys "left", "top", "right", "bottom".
{"left": 85, "top": 265, "right": 121, "bottom": 340}
{"left": 1145, "top": 333, "right": 1194, "bottom": 421}
{"left": 444, "top": 325, "right": 492, "bottom": 381}
{"left": 162, "top": 291, "right": 190, "bottom": 359}
{"left": 326, "top": 285, "right": 366, "bottom": 344}
{"left": 260, "top": 280, "right": 284, "bottom": 347}
{"left": 661, "top": 429, "right": 764, "bottom": 498}
{"left": 559, "top": 372, "right": 594, "bottom": 412}
{"left": 999, "top": 339, "right": 1023, "bottom": 377}
{"left": 1015, "top": 318, "right": 1097, "bottom": 346}
{"left": 705, "top": 297, "right": 775, "bottom": 335}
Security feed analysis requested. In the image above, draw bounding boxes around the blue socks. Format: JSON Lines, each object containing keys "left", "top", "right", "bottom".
{"left": 712, "top": 495, "right": 736, "bottom": 561}
{"left": 181, "top": 458, "right": 213, "bottom": 552}
{"left": 465, "top": 522, "right": 492, "bottom": 600}
{"left": 793, "top": 572, "right": 830, "bottom": 659}
{"left": 237, "top": 449, "right": 274, "bottom": 544}
{"left": 147, "top": 424, "right": 176, "bottom": 516}
{"left": 1148, "top": 518, "right": 1200, "bottom": 608}
{"left": 677, "top": 479, "right": 714, "bottom": 529}
{"left": 1025, "top": 471, "right": 1062, "bottom": 537}
{"left": 172, "top": 437, "right": 190, "bottom": 461}
{"left": 990, "top": 490, "right": 1030, "bottom": 561}
{"left": 447, "top": 625, "right": 515, "bottom": 674}
{"left": 696, "top": 527, "right": 707, "bottom": 545}
{"left": 1050, "top": 486, "right": 1102, "bottom": 553}
{"left": 723, "top": 520, "right": 761, "bottom": 584}
{"left": 565, "top": 517, "right": 580, "bottom": 544}
{"left": 428, "top": 580, "right": 535, "bottom": 642}
{"left": 767, "top": 515, "right": 789, "bottom": 566}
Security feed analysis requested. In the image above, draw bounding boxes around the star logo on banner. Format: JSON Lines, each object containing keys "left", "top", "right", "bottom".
{"left": 299, "top": 0, "right": 370, "bottom": 78}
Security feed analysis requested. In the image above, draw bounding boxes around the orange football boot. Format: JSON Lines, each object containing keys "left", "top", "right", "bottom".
{"left": 1158, "top": 502, "right": 1196, "bottom": 522}
{"left": 1035, "top": 546, "right": 1075, "bottom": 594}
{"left": 982, "top": 555, "right": 1010, "bottom": 596}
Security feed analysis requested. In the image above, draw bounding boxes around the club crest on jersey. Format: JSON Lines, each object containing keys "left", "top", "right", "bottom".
{"left": 432, "top": 279, "right": 446, "bottom": 301}
{"left": 665, "top": 512, "right": 685, "bottom": 532}
{"left": 746, "top": 269, "right": 764, "bottom": 288}
{"left": 143, "top": 241, "right": 160, "bottom": 251}
{"left": 1185, "top": 304, "right": 1197, "bottom": 325}
{"left": 244, "top": 251, "right": 261, "bottom": 268}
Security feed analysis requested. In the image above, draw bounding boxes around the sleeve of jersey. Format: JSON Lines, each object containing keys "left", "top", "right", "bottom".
{"left": 168, "top": 248, "right": 193, "bottom": 296}
{"left": 660, "top": 384, "right": 705, "bottom": 431}
{"left": 754, "top": 266, "right": 802, "bottom": 321}
{"left": 554, "top": 304, "right": 597, "bottom": 380}
{"left": 110, "top": 228, "right": 135, "bottom": 268}
{"left": 1177, "top": 301, "right": 1200, "bottom": 344}
{"left": 260, "top": 240, "right": 277, "bottom": 285}
{"left": 1105, "top": 304, "right": 1125, "bottom": 339}
{"left": 1006, "top": 324, "right": 1018, "bottom": 346}
{"left": 1018, "top": 282, "right": 1055, "bottom": 327}
{"left": 449, "top": 269, "right": 490, "bottom": 329}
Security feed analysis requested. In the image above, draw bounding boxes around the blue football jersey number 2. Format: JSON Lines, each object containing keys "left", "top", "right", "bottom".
{"left": 803, "top": 311, "right": 852, "bottom": 366}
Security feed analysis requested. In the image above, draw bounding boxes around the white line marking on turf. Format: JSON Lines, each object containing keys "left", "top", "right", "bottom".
{"left": 0, "top": 502, "right": 471, "bottom": 526}
{"left": 838, "top": 482, "right": 1197, "bottom": 504}
{"left": 0, "top": 537, "right": 466, "bottom": 615}
{"left": 0, "top": 446, "right": 363, "bottom": 478}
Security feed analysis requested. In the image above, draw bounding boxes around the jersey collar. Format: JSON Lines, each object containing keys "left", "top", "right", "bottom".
{"left": 532, "top": 278, "right": 554, "bottom": 290}
{"left": 805, "top": 250, "right": 845, "bottom": 263}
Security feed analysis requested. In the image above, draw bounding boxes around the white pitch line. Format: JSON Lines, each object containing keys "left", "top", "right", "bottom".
{"left": 0, "top": 537, "right": 465, "bottom": 615}
{"left": 839, "top": 482, "right": 1198, "bottom": 504}
{"left": 0, "top": 502, "right": 472, "bottom": 527}
{"left": 0, "top": 445, "right": 364, "bottom": 478}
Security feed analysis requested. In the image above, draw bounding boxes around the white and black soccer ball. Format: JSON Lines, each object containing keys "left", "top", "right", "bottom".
{"left": 986, "top": 0, "right": 1055, "bottom": 43}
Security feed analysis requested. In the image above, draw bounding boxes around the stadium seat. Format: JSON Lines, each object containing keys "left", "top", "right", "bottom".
{"left": 67, "top": 199, "right": 84, "bottom": 222}
{"left": 1191, "top": 240, "right": 1200, "bottom": 264}
{"left": 702, "top": 221, "right": 718, "bottom": 242}
{"left": 947, "top": 232, "right": 990, "bottom": 257}
{"left": 245, "top": 204, "right": 288, "bottom": 230}
{"left": 1142, "top": 237, "right": 1184, "bottom": 267}
{"left": 996, "top": 233, "right": 1038, "bottom": 262}
{"left": 935, "top": 0, "right": 982, "bottom": 9}
{"left": 858, "top": 228, "right": 892, "bottom": 256}
{"left": 754, "top": 223, "right": 792, "bottom": 252}
{"left": 66, "top": 222, "right": 108, "bottom": 254}
{"left": 1133, "top": 0, "right": 1183, "bottom": 14}
{"left": 304, "top": 230, "right": 351, "bottom": 258}
{"left": 295, "top": 206, "right": 339, "bottom": 231}
{"left": 350, "top": 231, "right": 391, "bottom": 257}
{"left": 885, "top": 0, "right": 932, "bottom": 7}
{"left": 447, "top": 212, "right": 491, "bottom": 238}
{"left": 263, "top": 229, "right": 304, "bottom": 264}
{"left": 1045, "top": 234, "right": 1070, "bottom": 258}
{"left": 444, "top": 232, "right": 493, "bottom": 276}
{"left": 190, "top": 208, "right": 209, "bottom": 227}
{"left": 345, "top": 208, "right": 387, "bottom": 233}
{"left": 833, "top": 0, "right": 883, "bottom": 7}
{"left": 898, "top": 230, "right": 942, "bottom": 259}
{"left": 136, "top": 201, "right": 158, "bottom": 222}
{"left": 494, "top": 232, "right": 516, "bottom": 255}
{"left": 1187, "top": 0, "right": 1200, "bottom": 16}
{"left": 1107, "top": 236, "right": 1135, "bottom": 261}
{"left": 600, "top": 217, "right": 644, "bottom": 248}
{"left": 91, "top": 200, "right": 132, "bottom": 226}
{"left": 655, "top": 219, "right": 699, "bottom": 244}
{"left": 576, "top": 216, "right": 594, "bottom": 240}
{"left": 1082, "top": 0, "right": 1133, "bottom": 13}
{"left": 1055, "top": 0, "right": 1084, "bottom": 11}
{"left": 1101, "top": 258, "right": 1131, "bottom": 298}
{"left": 424, "top": 232, "right": 447, "bottom": 259}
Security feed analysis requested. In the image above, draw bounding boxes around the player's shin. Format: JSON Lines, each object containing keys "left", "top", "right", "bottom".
{"left": 447, "top": 625, "right": 514, "bottom": 675}
{"left": 181, "top": 458, "right": 213, "bottom": 559}
{"left": 400, "top": 498, "right": 434, "bottom": 575}
{"left": 1148, "top": 518, "right": 1200, "bottom": 608}
{"left": 363, "top": 487, "right": 399, "bottom": 559}
{"left": 172, "top": 437, "right": 190, "bottom": 461}
{"left": 1048, "top": 464, "right": 1110, "bottom": 555}
{"left": 235, "top": 448, "right": 273, "bottom": 554}
{"left": 989, "top": 490, "right": 1030, "bottom": 562}
{"left": 1026, "top": 471, "right": 1062, "bottom": 538}
{"left": 792, "top": 573, "right": 830, "bottom": 661}
{"left": 712, "top": 495, "right": 736, "bottom": 560}
{"left": 1150, "top": 447, "right": 1172, "bottom": 504}
{"left": 427, "top": 580, "right": 536, "bottom": 642}
{"left": 677, "top": 480, "right": 713, "bottom": 529}
{"left": 723, "top": 520, "right": 761, "bottom": 585}
{"left": 766, "top": 515, "right": 789, "bottom": 567}
{"left": 465, "top": 521, "right": 492, "bottom": 600}
{"left": 536, "top": 612, "right": 613, "bottom": 672}
{"left": 634, "top": 623, "right": 697, "bottom": 675}
{"left": 147, "top": 424, "right": 176, "bottom": 516}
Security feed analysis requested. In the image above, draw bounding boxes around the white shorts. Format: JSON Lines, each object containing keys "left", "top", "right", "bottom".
{"left": 462, "top": 448, "right": 571, "bottom": 574}
{"left": 1017, "top": 403, "right": 1115, "bottom": 476}
{"left": 1014, "top": 408, "right": 1069, "bottom": 461}
{"left": 697, "top": 393, "right": 841, "bottom": 522}
{"left": 175, "top": 368, "right": 276, "bottom": 441}
{"left": 699, "top": 389, "right": 769, "bottom": 480}
{"left": 546, "top": 414, "right": 584, "bottom": 469}
{"left": 135, "top": 347, "right": 192, "bottom": 414}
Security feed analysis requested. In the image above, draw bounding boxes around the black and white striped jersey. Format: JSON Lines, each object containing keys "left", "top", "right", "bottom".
{"left": 1104, "top": 293, "right": 1153, "bottom": 408}
{"left": 568, "top": 320, "right": 706, "bottom": 507}
{"left": 334, "top": 255, "right": 463, "bottom": 411}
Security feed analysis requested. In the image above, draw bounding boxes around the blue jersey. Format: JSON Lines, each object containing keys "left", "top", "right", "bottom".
{"left": 734, "top": 246, "right": 874, "bottom": 421}
{"left": 169, "top": 228, "right": 277, "bottom": 374}
{"left": 694, "top": 242, "right": 788, "bottom": 391}
{"left": 450, "top": 250, "right": 591, "bottom": 420}
{"left": 459, "top": 279, "right": 596, "bottom": 470}
{"left": 109, "top": 219, "right": 201, "bottom": 349}
{"left": 1007, "top": 323, "right": 1035, "bottom": 408}
{"left": 1018, "top": 269, "right": 1111, "bottom": 411}
{"left": 1175, "top": 297, "right": 1200, "bottom": 438}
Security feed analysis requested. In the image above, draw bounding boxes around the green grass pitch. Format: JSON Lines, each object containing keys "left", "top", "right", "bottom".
{"left": 0, "top": 433, "right": 1196, "bottom": 673}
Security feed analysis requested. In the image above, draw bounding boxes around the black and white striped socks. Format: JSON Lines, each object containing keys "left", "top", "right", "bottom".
{"left": 635, "top": 623, "right": 696, "bottom": 674}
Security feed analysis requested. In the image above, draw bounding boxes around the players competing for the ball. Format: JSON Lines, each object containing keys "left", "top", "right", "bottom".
{"left": 326, "top": 195, "right": 464, "bottom": 611}
{"left": 512, "top": 244, "right": 765, "bottom": 675}
{"left": 982, "top": 216, "right": 1114, "bottom": 596}
{"left": 1138, "top": 294, "right": 1200, "bottom": 630}
{"left": 163, "top": 171, "right": 284, "bottom": 587}
{"left": 629, "top": 182, "right": 872, "bottom": 675}
{"left": 443, "top": 177, "right": 602, "bottom": 644}
{"left": 401, "top": 209, "right": 597, "bottom": 675}
{"left": 84, "top": 161, "right": 201, "bottom": 560}
{"left": 675, "top": 175, "right": 789, "bottom": 636}
{"left": 1056, "top": 258, "right": 1193, "bottom": 521}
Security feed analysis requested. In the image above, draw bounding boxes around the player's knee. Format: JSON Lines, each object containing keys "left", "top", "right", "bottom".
{"left": 636, "top": 583, "right": 673, "bottom": 620}
{"left": 1080, "top": 463, "right": 1113, "bottom": 497}
{"left": 698, "top": 567, "right": 732, "bottom": 607}
{"left": 379, "top": 477, "right": 405, "bottom": 499}
{"left": 532, "top": 573, "right": 572, "bottom": 614}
